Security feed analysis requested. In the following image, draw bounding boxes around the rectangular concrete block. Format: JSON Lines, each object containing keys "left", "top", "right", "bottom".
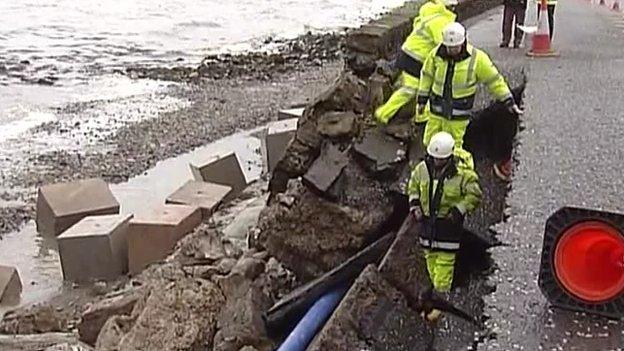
{"left": 0, "top": 265, "right": 22, "bottom": 304}
{"left": 37, "top": 178, "right": 120, "bottom": 236}
{"left": 165, "top": 180, "right": 232, "bottom": 219}
{"left": 128, "top": 205, "right": 202, "bottom": 274}
{"left": 189, "top": 151, "right": 246, "bottom": 202}
{"left": 277, "top": 107, "right": 304, "bottom": 121}
{"left": 58, "top": 214, "right": 132, "bottom": 283}
{"left": 261, "top": 118, "right": 298, "bottom": 173}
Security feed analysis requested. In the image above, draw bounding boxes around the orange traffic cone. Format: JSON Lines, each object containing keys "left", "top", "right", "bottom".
{"left": 527, "top": 0, "right": 559, "bottom": 57}
{"left": 539, "top": 207, "right": 624, "bottom": 319}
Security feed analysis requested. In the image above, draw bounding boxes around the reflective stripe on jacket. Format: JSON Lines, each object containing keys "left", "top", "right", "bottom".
{"left": 417, "top": 44, "right": 514, "bottom": 120}
{"left": 407, "top": 157, "right": 482, "bottom": 250}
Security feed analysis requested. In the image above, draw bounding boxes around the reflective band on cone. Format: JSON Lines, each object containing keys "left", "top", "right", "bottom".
{"left": 554, "top": 221, "right": 624, "bottom": 303}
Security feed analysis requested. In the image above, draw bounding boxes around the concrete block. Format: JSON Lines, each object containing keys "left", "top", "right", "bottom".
{"left": 36, "top": 179, "right": 120, "bottom": 236}
{"left": 128, "top": 205, "right": 202, "bottom": 274}
{"left": 262, "top": 118, "right": 298, "bottom": 173}
{"left": 277, "top": 107, "right": 304, "bottom": 121}
{"left": 58, "top": 214, "right": 132, "bottom": 283}
{"left": 0, "top": 265, "right": 22, "bottom": 304}
{"left": 166, "top": 180, "right": 232, "bottom": 219}
{"left": 190, "top": 151, "right": 246, "bottom": 202}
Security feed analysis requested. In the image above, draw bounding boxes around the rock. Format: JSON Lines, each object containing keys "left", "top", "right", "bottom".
{"left": 308, "top": 265, "right": 432, "bottom": 351}
{"left": 45, "top": 341, "right": 93, "bottom": 350}
{"left": 256, "top": 181, "right": 393, "bottom": 281}
{"left": 174, "top": 227, "right": 228, "bottom": 264}
{"left": 77, "top": 289, "right": 143, "bottom": 345}
{"left": 98, "top": 269, "right": 225, "bottom": 350}
{"left": 377, "top": 222, "right": 431, "bottom": 304}
{"left": 213, "top": 281, "right": 273, "bottom": 351}
{"left": 269, "top": 71, "right": 367, "bottom": 197}
{"left": 302, "top": 143, "right": 349, "bottom": 198}
{"left": 238, "top": 346, "right": 259, "bottom": 351}
{"left": 352, "top": 128, "right": 407, "bottom": 180}
{"left": 0, "top": 305, "right": 68, "bottom": 334}
{"left": 0, "top": 333, "right": 84, "bottom": 351}
{"left": 316, "top": 111, "right": 357, "bottom": 138}
{"left": 95, "top": 314, "right": 136, "bottom": 350}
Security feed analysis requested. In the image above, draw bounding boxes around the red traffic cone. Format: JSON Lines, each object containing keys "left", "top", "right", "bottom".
{"left": 527, "top": 0, "right": 559, "bottom": 57}
{"left": 539, "top": 207, "right": 624, "bottom": 319}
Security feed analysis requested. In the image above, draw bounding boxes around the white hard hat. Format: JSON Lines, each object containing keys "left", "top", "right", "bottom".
{"left": 443, "top": 0, "right": 459, "bottom": 6}
{"left": 442, "top": 22, "right": 466, "bottom": 47}
{"left": 427, "top": 132, "right": 455, "bottom": 159}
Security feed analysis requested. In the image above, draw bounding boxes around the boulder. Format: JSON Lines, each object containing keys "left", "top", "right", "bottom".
{"left": 98, "top": 266, "right": 225, "bottom": 350}
{"left": 77, "top": 289, "right": 143, "bottom": 345}
{"left": 256, "top": 179, "right": 393, "bottom": 281}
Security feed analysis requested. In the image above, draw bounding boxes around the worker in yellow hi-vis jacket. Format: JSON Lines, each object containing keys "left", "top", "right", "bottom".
{"left": 374, "top": 0, "right": 458, "bottom": 125}
{"left": 417, "top": 22, "right": 523, "bottom": 180}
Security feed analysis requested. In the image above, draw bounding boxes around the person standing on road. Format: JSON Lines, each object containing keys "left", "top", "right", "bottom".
{"left": 407, "top": 131, "right": 482, "bottom": 294}
{"left": 538, "top": 0, "right": 557, "bottom": 40}
{"left": 374, "top": 0, "right": 458, "bottom": 126}
{"left": 500, "top": 0, "right": 527, "bottom": 48}
{"left": 417, "top": 22, "right": 523, "bottom": 180}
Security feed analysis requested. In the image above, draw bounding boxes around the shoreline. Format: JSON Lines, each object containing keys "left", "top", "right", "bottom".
{"left": 0, "top": 31, "right": 345, "bottom": 238}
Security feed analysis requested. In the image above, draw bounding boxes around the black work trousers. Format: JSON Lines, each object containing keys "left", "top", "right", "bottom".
{"left": 537, "top": 4, "right": 556, "bottom": 40}
{"left": 502, "top": 4, "right": 526, "bottom": 45}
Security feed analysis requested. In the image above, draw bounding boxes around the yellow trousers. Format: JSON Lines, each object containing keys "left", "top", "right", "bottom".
{"left": 375, "top": 72, "right": 429, "bottom": 124}
{"left": 424, "top": 249, "right": 457, "bottom": 292}
{"left": 422, "top": 113, "right": 470, "bottom": 149}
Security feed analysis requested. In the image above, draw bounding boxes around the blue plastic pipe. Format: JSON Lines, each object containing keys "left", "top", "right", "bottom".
{"left": 277, "top": 286, "right": 349, "bottom": 351}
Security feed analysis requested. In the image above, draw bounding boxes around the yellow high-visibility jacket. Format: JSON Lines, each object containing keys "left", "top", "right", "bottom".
{"left": 417, "top": 44, "right": 514, "bottom": 120}
{"left": 401, "top": 1, "right": 457, "bottom": 64}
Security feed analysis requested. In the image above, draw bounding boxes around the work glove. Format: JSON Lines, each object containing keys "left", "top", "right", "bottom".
{"left": 449, "top": 207, "right": 464, "bottom": 225}
{"left": 410, "top": 206, "right": 423, "bottom": 221}
{"left": 421, "top": 308, "right": 443, "bottom": 324}
{"left": 509, "top": 103, "right": 524, "bottom": 116}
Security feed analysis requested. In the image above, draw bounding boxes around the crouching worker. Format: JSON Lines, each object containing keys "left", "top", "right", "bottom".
{"left": 407, "top": 131, "right": 482, "bottom": 294}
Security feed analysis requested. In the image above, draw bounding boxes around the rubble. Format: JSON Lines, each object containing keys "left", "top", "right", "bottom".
{"left": 308, "top": 265, "right": 432, "bottom": 350}
{"left": 316, "top": 111, "right": 357, "bottom": 138}
{"left": 0, "top": 333, "right": 87, "bottom": 351}
{"left": 0, "top": 305, "right": 69, "bottom": 334}
{"left": 63, "top": 225, "right": 298, "bottom": 350}
{"left": 77, "top": 289, "right": 143, "bottom": 345}
{"left": 255, "top": 179, "right": 394, "bottom": 281}
{"left": 353, "top": 128, "right": 407, "bottom": 180}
